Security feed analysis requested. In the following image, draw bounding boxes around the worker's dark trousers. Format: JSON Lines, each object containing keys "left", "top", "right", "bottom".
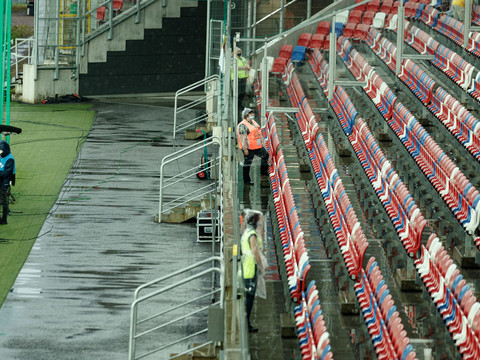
{"left": 244, "top": 270, "right": 258, "bottom": 326}
{"left": 0, "top": 187, "right": 8, "bottom": 223}
{"left": 243, "top": 148, "right": 269, "bottom": 183}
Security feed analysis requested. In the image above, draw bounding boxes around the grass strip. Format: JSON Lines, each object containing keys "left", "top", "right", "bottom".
{"left": 0, "top": 102, "right": 95, "bottom": 305}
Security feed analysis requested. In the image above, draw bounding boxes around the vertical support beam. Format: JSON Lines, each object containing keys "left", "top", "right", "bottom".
{"left": 307, "top": 0, "right": 312, "bottom": 19}
{"left": 396, "top": 1, "right": 405, "bottom": 76}
{"left": 205, "top": 0, "right": 211, "bottom": 78}
{"left": 0, "top": 0, "right": 4, "bottom": 129}
{"left": 464, "top": 0, "right": 472, "bottom": 48}
{"left": 327, "top": 15, "right": 336, "bottom": 101}
{"left": 55, "top": 4, "right": 60, "bottom": 80}
{"left": 246, "top": 0, "right": 252, "bottom": 56}
{"left": 34, "top": 0, "right": 39, "bottom": 80}
{"left": 252, "top": 1, "right": 257, "bottom": 50}
{"left": 108, "top": 0, "right": 113, "bottom": 40}
{"left": 233, "top": 34, "right": 239, "bottom": 135}
{"left": 261, "top": 38, "right": 268, "bottom": 127}
{"left": 5, "top": 0, "right": 10, "bottom": 133}
{"left": 279, "top": 0, "right": 285, "bottom": 34}
{"left": 75, "top": 0, "right": 81, "bottom": 79}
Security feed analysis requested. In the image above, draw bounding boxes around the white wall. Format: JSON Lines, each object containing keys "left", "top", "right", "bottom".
{"left": 23, "top": 65, "right": 79, "bottom": 103}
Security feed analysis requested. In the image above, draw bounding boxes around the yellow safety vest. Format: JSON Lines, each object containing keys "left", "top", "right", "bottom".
{"left": 231, "top": 56, "right": 249, "bottom": 80}
{"left": 452, "top": 0, "right": 465, "bottom": 8}
{"left": 241, "top": 229, "right": 263, "bottom": 279}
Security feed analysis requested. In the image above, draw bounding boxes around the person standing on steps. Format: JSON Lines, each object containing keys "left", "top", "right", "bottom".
{"left": 0, "top": 140, "right": 15, "bottom": 225}
{"left": 236, "top": 108, "right": 270, "bottom": 186}
{"left": 240, "top": 209, "right": 265, "bottom": 333}
{"left": 231, "top": 47, "right": 251, "bottom": 112}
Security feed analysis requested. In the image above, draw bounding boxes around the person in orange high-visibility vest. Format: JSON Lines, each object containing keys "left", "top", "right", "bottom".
{"left": 237, "top": 108, "right": 270, "bottom": 185}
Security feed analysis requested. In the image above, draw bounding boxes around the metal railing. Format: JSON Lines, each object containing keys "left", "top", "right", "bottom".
{"left": 173, "top": 75, "right": 220, "bottom": 140}
{"left": 129, "top": 256, "right": 225, "bottom": 360}
{"left": 158, "top": 136, "right": 221, "bottom": 222}
{"left": 12, "top": 37, "right": 35, "bottom": 80}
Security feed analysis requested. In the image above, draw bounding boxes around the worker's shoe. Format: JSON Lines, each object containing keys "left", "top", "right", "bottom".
{"left": 248, "top": 324, "right": 258, "bottom": 333}
{"left": 0, "top": 219, "right": 7, "bottom": 225}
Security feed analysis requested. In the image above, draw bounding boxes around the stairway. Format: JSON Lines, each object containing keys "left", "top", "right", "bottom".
{"left": 20, "top": 0, "right": 206, "bottom": 102}
{"left": 80, "top": 0, "right": 197, "bottom": 72}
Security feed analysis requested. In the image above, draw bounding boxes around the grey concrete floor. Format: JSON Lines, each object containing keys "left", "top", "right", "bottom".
{"left": 0, "top": 97, "right": 218, "bottom": 359}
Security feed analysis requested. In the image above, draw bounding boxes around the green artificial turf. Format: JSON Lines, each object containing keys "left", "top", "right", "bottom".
{"left": 0, "top": 103, "right": 95, "bottom": 306}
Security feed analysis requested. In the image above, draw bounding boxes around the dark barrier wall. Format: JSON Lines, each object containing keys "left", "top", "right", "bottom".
{"left": 79, "top": 3, "right": 207, "bottom": 96}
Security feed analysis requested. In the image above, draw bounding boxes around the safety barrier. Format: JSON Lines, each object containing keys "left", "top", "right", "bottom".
{"left": 129, "top": 256, "right": 224, "bottom": 360}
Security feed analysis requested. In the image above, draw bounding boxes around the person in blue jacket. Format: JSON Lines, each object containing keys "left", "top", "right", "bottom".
{"left": 0, "top": 140, "right": 15, "bottom": 224}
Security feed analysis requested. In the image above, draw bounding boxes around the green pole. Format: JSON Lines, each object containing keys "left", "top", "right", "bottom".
{"left": 0, "top": 0, "right": 4, "bottom": 138}
{"left": 5, "top": 0, "right": 10, "bottom": 144}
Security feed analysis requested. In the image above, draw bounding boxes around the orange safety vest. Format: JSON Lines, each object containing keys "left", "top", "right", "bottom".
{"left": 237, "top": 119, "right": 262, "bottom": 150}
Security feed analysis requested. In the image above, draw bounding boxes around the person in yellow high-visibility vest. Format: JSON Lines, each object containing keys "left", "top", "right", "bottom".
{"left": 231, "top": 47, "right": 251, "bottom": 112}
{"left": 236, "top": 108, "right": 270, "bottom": 185}
{"left": 240, "top": 209, "right": 264, "bottom": 333}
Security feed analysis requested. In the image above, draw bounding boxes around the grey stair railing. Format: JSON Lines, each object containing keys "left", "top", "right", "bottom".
{"left": 158, "top": 136, "right": 221, "bottom": 222}
{"left": 173, "top": 75, "right": 220, "bottom": 139}
{"left": 129, "top": 256, "right": 224, "bottom": 360}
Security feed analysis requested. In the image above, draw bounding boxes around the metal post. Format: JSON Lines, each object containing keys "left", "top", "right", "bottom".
{"left": 5, "top": 0, "right": 10, "bottom": 132}
{"left": 252, "top": 1, "right": 257, "bottom": 50}
{"left": 135, "top": 0, "right": 141, "bottom": 23}
{"left": 396, "top": 2, "right": 405, "bottom": 76}
{"left": 81, "top": 0, "right": 86, "bottom": 56}
{"left": 280, "top": 0, "right": 285, "bottom": 33}
{"left": 233, "top": 33, "right": 239, "bottom": 135}
{"left": 34, "top": 0, "right": 39, "bottom": 80}
{"left": 307, "top": 0, "right": 312, "bottom": 19}
{"left": 261, "top": 37, "right": 268, "bottom": 127}
{"left": 55, "top": 1, "right": 60, "bottom": 80}
{"left": 327, "top": 15, "right": 336, "bottom": 101}
{"left": 0, "top": 0, "right": 4, "bottom": 128}
{"left": 205, "top": 0, "right": 211, "bottom": 78}
{"left": 75, "top": 0, "right": 81, "bottom": 79}
{"left": 108, "top": 0, "right": 113, "bottom": 40}
{"left": 246, "top": 0, "right": 252, "bottom": 56}
{"left": 464, "top": 0, "right": 472, "bottom": 48}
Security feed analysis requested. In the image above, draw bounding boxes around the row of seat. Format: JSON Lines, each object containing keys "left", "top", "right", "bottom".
{"left": 262, "top": 111, "right": 312, "bottom": 302}
{"left": 313, "top": 36, "right": 480, "bottom": 358}
{"left": 355, "top": 261, "right": 416, "bottom": 359}
{"left": 368, "top": 26, "right": 480, "bottom": 165}
{"left": 363, "top": 28, "right": 480, "bottom": 236}
{"left": 294, "top": 281, "right": 334, "bottom": 359}
{"left": 428, "top": 86, "right": 480, "bottom": 162}
{"left": 313, "top": 44, "right": 425, "bottom": 258}
{"left": 283, "top": 61, "right": 368, "bottom": 281}
{"left": 253, "top": 76, "right": 332, "bottom": 359}
{"left": 426, "top": 235, "right": 480, "bottom": 339}
{"left": 405, "top": 22, "right": 480, "bottom": 103}
{"left": 285, "top": 54, "right": 417, "bottom": 360}
{"left": 416, "top": 241, "right": 480, "bottom": 358}
{"left": 414, "top": 3, "right": 480, "bottom": 60}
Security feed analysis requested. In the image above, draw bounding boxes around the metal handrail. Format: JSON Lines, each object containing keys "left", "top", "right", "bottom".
{"left": 158, "top": 136, "right": 221, "bottom": 220}
{"left": 12, "top": 38, "right": 34, "bottom": 80}
{"left": 129, "top": 256, "right": 224, "bottom": 360}
{"left": 173, "top": 74, "right": 220, "bottom": 139}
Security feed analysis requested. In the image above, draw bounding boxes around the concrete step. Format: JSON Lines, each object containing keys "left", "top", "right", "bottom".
{"left": 156, "top": 197, "right": 215, "bottom": 223}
